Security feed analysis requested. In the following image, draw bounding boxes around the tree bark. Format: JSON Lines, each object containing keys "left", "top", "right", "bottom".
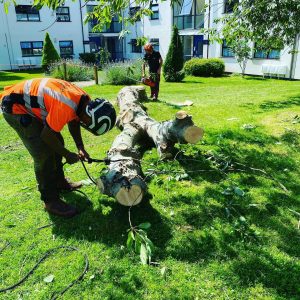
{"left": 98, "top": 86, "right": 204, "bottom": 206}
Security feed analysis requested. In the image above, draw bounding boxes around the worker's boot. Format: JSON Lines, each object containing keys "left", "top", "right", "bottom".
{"left": 57, "top": 177, "right": 83, "bottom": 191}
{"left": 44, "top": 198, "right": 78, "bottom": 218}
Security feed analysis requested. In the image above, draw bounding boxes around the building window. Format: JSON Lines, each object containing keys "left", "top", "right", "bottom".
{"left": 150, "top": 38, "right": 159, "bottom": 52}
{"left": 221, "top": 40, "right": 234, "bottom": 57}
{"left": 130, "top": 39, "right": 142, "bottom": 53}
{"left": 56, "top": 7, "right": 70, "bottom": 22}
{"left": 129, "top": 6, "right": 141, "bottom": 21}
{"left": 15, "top": 5, "right": 40, "bottom": 21}
{"left": 150, "top": 4, "right": 159, "bottom": 20}
{"left": 254, "top": 46, "right": 280, "bottom": 59}
{"left": 20, "top": 41, "right": 43, "bottom": 56}
{"left": 224, "top": 0, "right": 238, "bottom": 14}
{"left": 59, "top": 41, "right": 73, "bottom": 58}
{"left": 173, "top": 0, "right": 205, "bottom": 30}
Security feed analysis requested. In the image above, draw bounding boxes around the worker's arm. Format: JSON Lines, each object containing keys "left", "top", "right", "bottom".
{"left": 68, "top": 120, "right": 90, "bottom": 161}
{"left": 40, "top": 125, "right": 79, "bottom": 164}
{"left": 158, "top": 57, "right": 163, "bottom": 75}
{"left": 142, "top": 61, "right": 146, "bottom": 77}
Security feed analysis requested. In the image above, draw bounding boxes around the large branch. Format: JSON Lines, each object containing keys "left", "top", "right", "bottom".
{"left": 117, "top": 86, "right": 204, "bottom": 158}
{"left": 98, "top": 86, "right": 203, "bottom": 206}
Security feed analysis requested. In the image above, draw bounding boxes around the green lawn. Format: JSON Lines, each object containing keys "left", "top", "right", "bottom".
{"left": 1, "top": 70, "right": 300, "bottom": 299}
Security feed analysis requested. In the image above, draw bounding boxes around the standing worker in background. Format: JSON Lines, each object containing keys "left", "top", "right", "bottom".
{"left": 142, "top": 43, "right": 163, "bottom": 100}
{"left": 0, "top": 78, "right": 116, "bottom": 218}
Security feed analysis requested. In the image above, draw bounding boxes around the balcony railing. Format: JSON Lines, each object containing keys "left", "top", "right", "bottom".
{"left": 173, "top": 13, "right": 204, "bottom": 30}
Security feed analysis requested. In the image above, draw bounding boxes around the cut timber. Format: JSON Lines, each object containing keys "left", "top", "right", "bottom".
{"left": 99, "top": 86, "right": 204, "bottom": 206}
{"left": 97, "top": 123, "right": 146, "bottom": 206}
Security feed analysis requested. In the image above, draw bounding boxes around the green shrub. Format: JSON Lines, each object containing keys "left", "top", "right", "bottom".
{"left": 41, "top": 32, "right": 60, "bottom": 72}
{"left": 163, "top": 26, "right": 185, "bottom": 82}
{"left": 184, "top": 58, "right": 225, "bottom": 77}
{"left": 103, "top": 59, "right": 142, "bottom": 85}
{"left": 79, "top": 53, "right": 97, "bottom": 64}
{"left": 49, "top": 60, "right": 94, "bottom": 81}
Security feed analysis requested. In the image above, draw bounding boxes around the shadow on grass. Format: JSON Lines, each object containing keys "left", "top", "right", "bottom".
{"left": 259, "top": 95, "right": 300, "bottom": 111}
{"left": 231, "top": 247, "right": 300, "bottom": 298}
{"left": 50, "top": 126, "right": 299, "bottom": 298}
{"left": 156, "top": 129, "right": 300, "bottom": 267}
{"left": 49, "top": 192, "right": 172, "bottom": 251}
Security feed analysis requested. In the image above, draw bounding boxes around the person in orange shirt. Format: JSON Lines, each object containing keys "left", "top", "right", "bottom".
{"left": 0, "top": 78, "right": 116, "bottom": 218}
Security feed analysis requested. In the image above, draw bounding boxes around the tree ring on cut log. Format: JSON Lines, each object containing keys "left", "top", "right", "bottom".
{"left": 116, "top": 184, "right": 144, "bottom": 206}
{"left": 184, "top": 126, "right": 204, "bottom": 144}
{"left": 176, "top": 110, "right": 188, "bottom": 120}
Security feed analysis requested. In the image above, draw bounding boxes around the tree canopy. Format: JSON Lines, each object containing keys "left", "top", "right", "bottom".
{"left": 209, "top": 0, "right": 300, "bottom": 50}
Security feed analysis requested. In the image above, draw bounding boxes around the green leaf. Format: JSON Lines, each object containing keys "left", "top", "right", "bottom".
{"left": 138, "top": 222, "right": 151, "bottom": 230}
{"left": 43, "top": 274, "right": 54, "bottom": 283}
{"left": 140, "top": 243, "right": 148, "bottom": 265}
{"left": 126, "top": 231, "right": 135, "bottom": 249}
{"left": 234, "top": 187, "right": 245, "bottom": 196}
{"left": 135, "top": 234, "right": 142, "bottom": 254}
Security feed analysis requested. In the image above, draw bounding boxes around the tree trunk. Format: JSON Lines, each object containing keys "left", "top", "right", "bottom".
{"left": 98, "top": 86, "right": 204, "bottom": 206}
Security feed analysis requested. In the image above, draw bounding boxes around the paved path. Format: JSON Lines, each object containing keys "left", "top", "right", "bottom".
{"left": 72, "top": 80, "right": 96, "bottom": 88}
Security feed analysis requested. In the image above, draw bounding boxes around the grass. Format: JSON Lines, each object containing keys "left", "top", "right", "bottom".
{"left": 1, "top": 70, "right": 300, "bottom": 299}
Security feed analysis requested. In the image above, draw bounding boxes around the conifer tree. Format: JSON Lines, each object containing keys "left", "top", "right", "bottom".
{"left": 163, "top": 25, "right": 185, "bottom": 82}
{"left": 41, "top": 32, "right": 60, "bottom": 71}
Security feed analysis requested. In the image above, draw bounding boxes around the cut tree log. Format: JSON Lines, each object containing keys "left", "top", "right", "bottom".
{"left": 98, "top": 86, "right": 204, "bottom": 206}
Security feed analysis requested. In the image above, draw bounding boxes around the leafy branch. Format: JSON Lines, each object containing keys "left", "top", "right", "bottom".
{"left": 126, "top": 208, "right": 154, "bottom": 265}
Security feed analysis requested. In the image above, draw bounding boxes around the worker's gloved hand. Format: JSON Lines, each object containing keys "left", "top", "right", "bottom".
{"left": 65, "top": 151, "right": 80, "bottom": 164}
{"left": 78, "top": 146, "right": 90, "bottom": 162}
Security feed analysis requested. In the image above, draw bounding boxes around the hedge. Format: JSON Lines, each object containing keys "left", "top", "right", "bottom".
{"left": 184, "top": 58, "right": 225, "bottom": 77}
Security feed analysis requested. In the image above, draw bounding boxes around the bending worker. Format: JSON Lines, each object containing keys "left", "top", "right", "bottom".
{"left": 142, "top": 43, "right": 163, "bottom": 100}
{"left": 0, "top": 78, "right": 116, "bottom": 218}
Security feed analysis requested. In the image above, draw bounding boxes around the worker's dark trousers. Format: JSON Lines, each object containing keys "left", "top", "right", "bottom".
{"left": 3, "top": 112, "right": 65, "bottom": 203}
{"left": 150, "top": 74, "right": 160, "bottom": 99}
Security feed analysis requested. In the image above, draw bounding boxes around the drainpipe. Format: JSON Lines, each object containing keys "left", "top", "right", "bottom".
{"left": 289, "top": 34, "right": 299, "bottom": 80}
{"left": 79, "top": 0, "right": 86, "bottom": 53}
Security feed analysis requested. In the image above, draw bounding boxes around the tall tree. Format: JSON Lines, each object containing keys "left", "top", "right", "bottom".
{"left": 163, "top": 25, "right": 185, "bottom": 82}
{"left": 41, "top": 32, "right": 60, "bottom": 71}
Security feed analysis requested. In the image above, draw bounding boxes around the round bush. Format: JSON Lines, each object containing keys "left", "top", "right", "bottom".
{"left": 184, "top": 58, "right": 225, "bottom": 77}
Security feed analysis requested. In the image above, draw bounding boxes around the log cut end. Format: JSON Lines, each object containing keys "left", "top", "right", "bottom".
{"left": 183, "top": 126, "right": 204, "bottom": 144}
{"left": 116, "top": 184, "right": 144, "bottom": 206}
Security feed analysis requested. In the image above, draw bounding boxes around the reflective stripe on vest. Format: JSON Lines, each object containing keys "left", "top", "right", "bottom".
{"left": 23, "top": 79, "right": 34, "bottom": 115}
{"left": 37, "top": 78, "right": 49, "bottom": 120}
{"left": 43, "top": 87, "right": 78, "bottom": 111}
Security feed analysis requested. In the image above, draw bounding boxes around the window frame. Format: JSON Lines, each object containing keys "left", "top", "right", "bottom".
{"left": 59, "top": 40, "right": 74, "bottom": 58}
{"left": 150, "top": 38, "right": 159, "bottom": 52}
{"left": 221, "top": 40, "right": 234, "bottom": 57}
{"left": 15, "top": 5, "right": 40, "bottom": 22}
{"left": 224, "top": 0, "right": 238, "bottom": 14}
{"left": 56, "top": 6, "right": 71, "bottom": 22}
{"left": 150, "top": 3, "right": 159, "bottom": 20}
{"left": 130, "top": 39, "right": 142, "bottom": 53}
{"left": 129, "top": 6, "right": 141, "bottom": 21}
{"left": 253, "top": 46, "right": 281, "bottom": 60}
{"left": 20, "top": 41, "right": 43, "bottom": 57}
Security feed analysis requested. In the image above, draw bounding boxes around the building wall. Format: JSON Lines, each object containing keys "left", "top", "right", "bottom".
{"left": 0, "top": 0, "right": 86, "bottom": 70}
{"left": 123, "top": 1, "right": 172, "bottom": 60}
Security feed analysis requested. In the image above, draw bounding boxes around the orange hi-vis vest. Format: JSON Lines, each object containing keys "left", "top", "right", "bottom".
{"left": 0, "top": 78, "right": 90, "bottom": 132}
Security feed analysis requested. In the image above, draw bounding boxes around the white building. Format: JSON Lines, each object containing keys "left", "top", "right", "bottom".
{"left": 1, "top": 0, "right": 299, "bottom": 79}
